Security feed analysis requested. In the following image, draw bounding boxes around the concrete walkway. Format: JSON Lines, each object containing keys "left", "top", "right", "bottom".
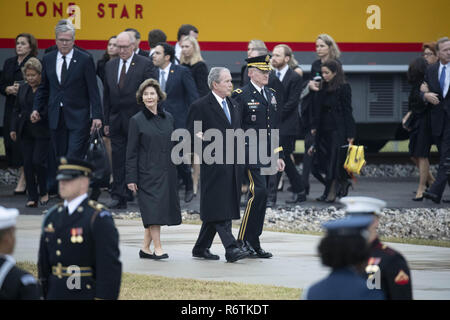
{"left": 13, "top": 215, "right": 450, "bottom": 300}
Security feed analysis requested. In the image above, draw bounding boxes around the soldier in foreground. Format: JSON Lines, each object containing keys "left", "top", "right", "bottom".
{"left": 341, "top": 196, "right": 413, "bottom": 300}
{"left": 38, "top": 157, "right": 122, "bottom": 299}
{"left": 0, "top": 206, "right": 41, "bottom": 300}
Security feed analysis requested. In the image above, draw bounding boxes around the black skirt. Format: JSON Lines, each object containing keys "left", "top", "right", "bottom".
{"left": 408, "top": 111, "right": 432, "bottom": 158}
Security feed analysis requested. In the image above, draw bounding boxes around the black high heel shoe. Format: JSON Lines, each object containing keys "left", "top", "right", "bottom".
{"left": 338, "top": 181, "right": 352, "bottom": 198}
{"left": 316, "top": 194, "right": 327, "bottom": 202}
{"left": 40, "top": 194, "right": 49, "bottom": 206}
{"left": 26, "top": 201, "right": 38, "bottom": 208}
{"left": 14, "top": 190, "right": 26, "bottom": 195}
{"left": 412, "top": 196, "right": 424, "bottom": 201}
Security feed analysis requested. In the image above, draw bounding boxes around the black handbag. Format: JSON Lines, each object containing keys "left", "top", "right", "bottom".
{"left": 85, "top": 129, "right": 111, "bottom": 188}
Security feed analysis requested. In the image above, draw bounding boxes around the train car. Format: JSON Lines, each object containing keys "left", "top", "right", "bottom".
{"left": 0, "top": 0, "right": 448, "bottom": 151}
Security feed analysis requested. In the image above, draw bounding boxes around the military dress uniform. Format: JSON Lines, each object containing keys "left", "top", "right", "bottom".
{"left": 232, "top": 55, "right": 284, "bottom": 258}
{"left": 341, "top": 196, "right": 413, "bottom": 300}
{"left": 37, "top": 158, "right": 122, "bottom": 300}
{"left": 0, "top": 207, "right": 41, "bottom": 300}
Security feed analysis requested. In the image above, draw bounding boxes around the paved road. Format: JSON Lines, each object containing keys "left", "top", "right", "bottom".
{"left": 13, "top": 215, "right": 450, "bottom": 300}
{"left": 1, "top": 177, "right": 450, "bottom": 216}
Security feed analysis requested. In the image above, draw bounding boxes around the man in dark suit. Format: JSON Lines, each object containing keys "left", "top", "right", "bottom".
{"left": 423, "top": 37, "right": 450, "bottom": 204}
{"left": 187, "top": 67, "right": 248, "bottom": 262}
{"left": 32, "top": 19, "right": 102, "bottom": 160}
{"left": 270, "top": 44, "right": 307, "bottom": 204}
{"left": 152, "top": 42, "right": 199, "bottom": 202}
{"left": 103, "top": 32, "right": 155, "bottom": 209}
{"left": 125, "top": 28, "right": 149, "bottom": 57}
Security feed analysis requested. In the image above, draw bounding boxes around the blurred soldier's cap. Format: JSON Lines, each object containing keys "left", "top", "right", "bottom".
{"left": 0, "top": 206, "right": 19, "bottom": 230}
{"left": 340, "top": 196, "right": 386, "bottom": 217}
{"left": 322, "top": 215, "right": 374, "bottom": 239}
{"left": 56, "top": 157, "right": 94, "bottom": 181}
{"left": 245, "top": 54, "right": 272, "bottom": 71}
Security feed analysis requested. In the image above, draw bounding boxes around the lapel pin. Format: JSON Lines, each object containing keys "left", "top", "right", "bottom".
{"left": 170, "top": 70, "right": 174, "bottom": 73}
{"left": 132, "top": 62, "right": 135, "bottom": 66}
{"left": 73, "top": 59, "right": 77, "bottom": 63}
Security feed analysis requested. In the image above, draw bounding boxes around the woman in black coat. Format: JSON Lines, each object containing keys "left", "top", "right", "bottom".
{"left": 10, "top": 58, "right": 50, "bottom": 207}
{"left": 126, "top": 78, "right": 181, "bottom": 260}
{"left": 310, "top": 59, "right": 356, "bottom": 203}
{"left": 402, "top": 57, "right": 433, "bottom": 201}
{"left": 0, "top": 33, "right": 38, "bottom": 193}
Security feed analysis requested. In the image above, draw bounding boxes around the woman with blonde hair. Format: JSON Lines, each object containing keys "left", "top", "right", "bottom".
{"left": 180, "top": 35, "right": 208, "bottom": 97}
{"left": 126, "top": 78, "right": 181, "bottom": 259}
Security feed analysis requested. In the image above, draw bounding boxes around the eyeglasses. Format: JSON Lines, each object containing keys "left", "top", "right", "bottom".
{"left": 117, "top": 45, "right": 132, "bottom": 50}
{"left": 423, "top": 52, "right": 435, "bottom": 57}
{"left": 56, "top": 38, "right": 73, "bottom": 44}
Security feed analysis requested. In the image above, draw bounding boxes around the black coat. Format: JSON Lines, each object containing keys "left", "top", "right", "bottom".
{"left": 0, "top": 256, "right": 41, "bottom": 300}
{"left": 312, "top": 83, "right": 356, "bottom": 140}
{"left": 38, "top": 199, "right": 122, "bottom": 300}
{"left": 11, "top": 83, "right": 50, "bottom": 140}
{"left": 277, "top": 68, "right": 303, "bottom": 136}
{"left": 103, "top": 54, "right": 156, "bottom": 127}
{"left": 182, "top": 61, "right": 209, "bottom": 97}
{"left": 126, "top": 108, "right": 181, "bottom": 226}
{"left": 186, "top": 92, "right": 242, "bottom": 222}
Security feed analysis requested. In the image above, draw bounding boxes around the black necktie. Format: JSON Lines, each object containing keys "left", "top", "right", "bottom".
{"left": 61, "top": 56, "right": 67, "bottom": 84}
{"left": 260, "top": 88, "right": 267, "bottom": 103}
{"left": 118, "top": 59, "right": 127, "bottom": 89}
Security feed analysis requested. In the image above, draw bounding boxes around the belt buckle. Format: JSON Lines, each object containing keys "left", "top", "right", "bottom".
{"left": 54, "top": 263, "right": 63, "bottom": 279}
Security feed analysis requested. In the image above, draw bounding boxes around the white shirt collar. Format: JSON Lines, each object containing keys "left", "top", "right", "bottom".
{"left": 149, "top": 48, "right": 155, "bottom": 56}
{"left": 250, "top": 80, "right": 264, "bottom": 93}
{"left": 64, "top": 193, "right": 88, "bottom": 215}
{"left": 275, "top": 64, "right": 289, "bottom": 81}
{"left": 440, "top": 61, "right": 450, "bottom": 68}
{"left": 160, "top": 62, "right": 171, "bottom": 75}
{"left": 0, "top": 254, "right": 15, "bottom": 264}
{"left": 121, "top": 52, "right": 134, "bottom": 64}
{"left": 212, "top": 90, "right": 227, "bottom": 106}
{"left": 57, "top": 49, "right": 74, "bottom": 60}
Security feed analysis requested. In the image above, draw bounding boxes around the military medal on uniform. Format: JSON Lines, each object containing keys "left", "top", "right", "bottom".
{"left": 70, "top": 227, "right": 83, "bottom": 243}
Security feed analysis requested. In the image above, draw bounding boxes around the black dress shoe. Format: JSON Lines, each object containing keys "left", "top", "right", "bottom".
{"left": 254, "top": 247, "right": 273, "bottom": 258}
{"left": 192, "top": 248, "right": 220, "bottom": 260}
{"left": 184, "top": 190, "right": 194, "bottom": 203}
{"left": 225, "top": 247, "right": 249, "bottom": 263}
{"left": 152, "top": 253, "right": 169, "bottom": 260}
{"left": 139, "top": 250, "right": 154, "bottom": 259}
{"left": 238, "top": 241, "right": 257, "bottom": 258}
{"left": 286, "top": 192, "right": 307, "bottom": 204}
{"left": 423, "top": 191, "right": 441, "bottom": 204}
{"left": 108, "top": 199, "right": 127, "bottom": 209}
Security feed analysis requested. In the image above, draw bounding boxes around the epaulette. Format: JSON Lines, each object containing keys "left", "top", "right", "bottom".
{"left": 233, "top": 88, "right": 243, "bottom": 94}
{"left": 88, "top": 200, "right": 108, "bottom": 212}
{"left": 269, "top": 88, "right": 276, "bottom": 92}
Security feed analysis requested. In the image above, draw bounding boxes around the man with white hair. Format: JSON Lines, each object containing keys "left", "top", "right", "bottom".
{"left": 0, "top": 206, "right": 41, "bottom": 299}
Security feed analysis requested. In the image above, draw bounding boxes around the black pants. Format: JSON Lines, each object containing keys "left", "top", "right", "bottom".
{"left": 238, "top": 168, "right": 269, "bottom": 250}
{"left": 429, "top": 121, "right": 450, "bottom": 198}
{"left": 110, "top": 118, "right": 130, "bottom": 202}
{"left": 193, "top": 220, "right": 236, "bottom": 251}
{"left": 302, "top": 131, "right": 326, "bottom": 189}
{"left": 51, "top": 110, "right": 89, "bottom": 159}
{"left": 21, "top": 134, "right": 49, "bottom": 202}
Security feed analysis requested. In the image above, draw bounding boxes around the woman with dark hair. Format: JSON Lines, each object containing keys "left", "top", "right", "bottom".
{"left": 303, "top": 215, "right": 384, "bottom": 300}
{"left": 10, "top": 58, "right": 50, "bottom": 208}
{"left": 402, "top": 57, "right": 434, "bottom": 200}
{"left": 96, "top": 36, "right": 118, "bottom": 84}
{"left": 310, "top": 59, "right": 356, "bottom": 203}
{"left": 0, "top": 33, "right": 38, "bottom": 195}
{"left": 126, "top": 78, "right": 181, "bottom": 260}
{"left": 422, "top": 42, "right": 439, "bottom": 65}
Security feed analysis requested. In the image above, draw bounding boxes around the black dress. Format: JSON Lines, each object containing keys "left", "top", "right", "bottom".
{"left": 126, "top": 107, "right": 181, "bottom": 227}
{"left": 182, "top": 61, "right": 209, "bottom": 97}
{"left": 0, "top": 55, "right": 32, "bottom": 167}
{"left": 408, "top": 82, "right": 432, "bottom": 158}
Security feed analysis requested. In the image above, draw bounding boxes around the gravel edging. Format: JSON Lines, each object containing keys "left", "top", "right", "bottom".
{"left": 112, "top": 206, "right": 450, "bottom": 241}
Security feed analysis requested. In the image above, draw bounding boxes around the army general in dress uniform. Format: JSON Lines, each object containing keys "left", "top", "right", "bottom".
{"left": 0, "top": 206, "right": 41, "bottom": 300}
{"left": 232, "top": 54, "right": 285, "bottom": 258}
{"left": 38, "top": 157, "right": 122, "bottom": 300}
{"left": 341, "top": 196, "right": 413, "bottom": 300}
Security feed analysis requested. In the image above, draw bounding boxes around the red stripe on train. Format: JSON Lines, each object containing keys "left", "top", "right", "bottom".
{"left": 0, "top": 38, "right": 422, "bottom": 52}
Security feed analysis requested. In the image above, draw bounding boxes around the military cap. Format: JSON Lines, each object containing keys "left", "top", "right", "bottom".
{"left": 0, "top": 206, "right": 19, "bottom": 230}
{"left": 245, "top": 54, "right": 272, "bottom": 71}
{"left": 340, "top": 196, "right": 386, "bottom": 217}
{"left": 56, "top": 157, "right": 94, "bottom": 181}
{"left": 322, "top": 215, "right": 374, "bottom": 238}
